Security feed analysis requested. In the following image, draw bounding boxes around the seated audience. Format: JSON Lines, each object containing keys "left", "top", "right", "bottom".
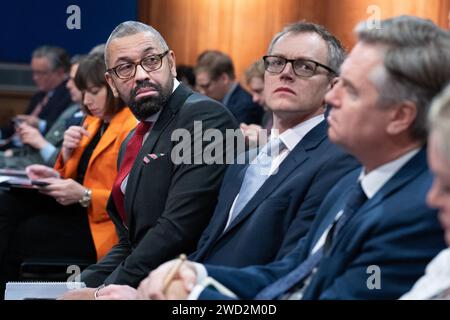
{"left": 0, "top": 55, "right": 84, "bottom": 169}
{"left": 59, "top": 21, "right": 237, "bottom": 300}
{"left": 94, "top": 21, "right": 360, "bottom": 299}
{"left": 0, "top": 52, "right": 136, "bottom": 296}
{"left": 401, "top": 84, "right": 450, "bottom": 299}
{"left": 132, "top": 15, "right": 450, "bottom": 300}
{"left": 195, "top": 50, "right": 264, "bottom": 125}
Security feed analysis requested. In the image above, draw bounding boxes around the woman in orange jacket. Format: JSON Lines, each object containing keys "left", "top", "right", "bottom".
{"left": 0, "top": 53, "right": 137, "bottom": 288}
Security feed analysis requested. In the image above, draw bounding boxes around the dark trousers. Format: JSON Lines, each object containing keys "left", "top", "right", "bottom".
{"left": 0, "top": 188, "right": 96, "bottom": 297}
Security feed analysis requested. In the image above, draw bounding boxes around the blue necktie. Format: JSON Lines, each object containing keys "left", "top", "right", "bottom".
{"left": 227, "top": 138, "right": 286, "bottom": 228}
{"left": 255, "top": 182, "right": 367, "bottom": 300}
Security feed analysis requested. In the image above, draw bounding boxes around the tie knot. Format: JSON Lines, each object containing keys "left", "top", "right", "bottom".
{"left": 135, "top": 121, "right": 152, "bottom": 136}
{"left": 264, "top": 138, "right": 286, "bottom": 157}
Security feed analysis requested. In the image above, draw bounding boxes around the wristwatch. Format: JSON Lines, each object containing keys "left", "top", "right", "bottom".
{"left": 79, "top": 188, "right": 92, "bottom": 207}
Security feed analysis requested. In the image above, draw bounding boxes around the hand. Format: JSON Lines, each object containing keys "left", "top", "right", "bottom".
{"left": 15, "top": 114, "right": 40, "bottom": 128}
{"left": 95, "top": 285, "right": 138, "bottom": 300}
{"left": 240, "top": 123, "right": 267, "bottom": 147}
{"left": 26, "top": 164, "right": 59, "bottom": 180}
{"left": 16, "top": 123, "right": 47, "bottom": 149}
{"left": 136, "top": 259, "right": 197, "bottom": 300}
{"left": 58, "top": 288, "right": 96, "bottom": 300}
{"left": 62, "top": 125, "right": 90, "bottom": 162}
{"left": 165, "top": 280, "right": 190, "bottom": 300}
{"left": 38, "top": 178, "right": 86, "bottom": 206}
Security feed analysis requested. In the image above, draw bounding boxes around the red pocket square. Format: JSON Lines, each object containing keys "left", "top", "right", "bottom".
{"left": 143, "top": 153, "right": 165, "bottom": 164}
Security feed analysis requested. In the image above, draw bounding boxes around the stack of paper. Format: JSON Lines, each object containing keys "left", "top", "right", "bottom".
{"left": 5, "top": 281, "right": 86, "bottom": 300}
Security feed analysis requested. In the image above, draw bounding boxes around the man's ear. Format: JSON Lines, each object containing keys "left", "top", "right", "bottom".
{"left": 328, "top": 77, "right": 339, "bottom": 90}
{"left": 386, "top": 101, "right": 418, "bottom": 136}
{"left": 168, "top": 51, "right": 177, "bottom": 77}
{"left": 220, "top": 73, "right": 230, "bottom": 85}
{"left": 104, "top": 72, "right": 119, "bottom": 98}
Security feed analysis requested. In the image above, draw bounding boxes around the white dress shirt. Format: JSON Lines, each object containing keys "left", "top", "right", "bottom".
{"left": 311, "top": 148, "right": 420, "bottom": 254}
{"left": 224, "top": 114, "right": 325, "bottom": 230}
{"left": 400, "top": 248, "right": 450, "bottom": 300}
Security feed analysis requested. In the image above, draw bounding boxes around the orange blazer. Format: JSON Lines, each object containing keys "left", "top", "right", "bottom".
{"left": 54, "top": 107, "right": 137, "bottom": 260}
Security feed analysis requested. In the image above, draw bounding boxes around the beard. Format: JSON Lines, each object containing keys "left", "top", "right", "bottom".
{"left": 128, "top": 80, "right": 171, "bottom": 120}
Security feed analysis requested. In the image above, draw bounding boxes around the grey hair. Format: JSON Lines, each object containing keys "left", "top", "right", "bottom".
{"left": 32, "top": 45, "right": 70, "bottom": 72}
{"left": 428, "top": 83, "right": 450, "bottom": 162}
{"left": 356, "top": 15, "right": 450, "bottom": 142}
{"left": 268, "top": 21, "right": 346, "bottom": 76}
{"left": 89, "top": 43, "right": 106, "bottom": 55}
{"left": 105, "top": 21, "right": 169, "bottom": 67}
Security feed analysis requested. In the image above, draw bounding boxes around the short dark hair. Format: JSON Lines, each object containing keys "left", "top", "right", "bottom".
{"left": 268, "top": 21, "right": 346, "bottom": 76}
{"left": 195, "top": 50, "right": 235, "bottom": 80}
{"left": 32, "top": 45, "right": 71, "bottom": 72}
{"left": 74, "top": 53, "right": 126, "bottom": 117}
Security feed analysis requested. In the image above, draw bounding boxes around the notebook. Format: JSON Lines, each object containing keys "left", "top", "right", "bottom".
{"left": 4, "top": 281, "right": 86, "bottom": 300}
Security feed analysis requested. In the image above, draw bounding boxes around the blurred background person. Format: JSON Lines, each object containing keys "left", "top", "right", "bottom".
{"left": 0, "top": 46, "right": 72, "bottom": 149}
{"left": 176, "top": 65, "right": 196, "bottom": 89}
{"left": 195, "top": 50, "right": 264, "bottom": 125}
{"left": 0, "top": 55, "right": 85, "bottom": 169}
{"left": 401, "top": 84, "right": 450, "bottom": 299}
{"left": 240, "top": 59, "right": 272, "bottom": 147}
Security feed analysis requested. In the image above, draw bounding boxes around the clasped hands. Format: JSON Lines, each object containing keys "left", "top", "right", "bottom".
{"left": 60, "top": 258, "right": 198, "bottom": 300}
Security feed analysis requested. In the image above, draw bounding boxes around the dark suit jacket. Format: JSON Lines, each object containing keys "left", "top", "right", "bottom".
{"left": 189, "top": 120, "right": 359, "bottom": 267}
{"left": 1, "top": 80, "right": 72, "bottom": 138}
{"left": 200, "top": 147, "right": 446, "bottom": 299}
{"left": 81, "top": 84, "right": 238, "bottom": 287}
{"left": 226, "top": 83, "right": 264, "bottom": 125}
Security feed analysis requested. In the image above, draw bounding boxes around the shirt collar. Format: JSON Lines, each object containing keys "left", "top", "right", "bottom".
{"left": 270, "top": 114, "right": 325, "bottom": 152}
{"left": 359, "top": 148, "right": 421, "bottom": 199}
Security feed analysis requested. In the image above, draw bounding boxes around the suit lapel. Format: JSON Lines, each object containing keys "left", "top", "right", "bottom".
{"left": 218, "top": 121, "right": 328, "bottom": 238}
{"left": 87, "top": 108, "right": 134, "bottom": 170}
{"left": 330, "top": 147, "right": 428, "bottom": 253}
{"left": 124, "top": 84, "right": 193, "bottom": 216}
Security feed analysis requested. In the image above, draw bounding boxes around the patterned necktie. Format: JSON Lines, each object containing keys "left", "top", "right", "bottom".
{"left": 111, "top": 121, "right": 152, "bottom": 224}
{"left": 226, "top": 138, "right": 286, "bottom": 229}
{"left": 255, "top": 181, "right": 367, "bottom": 300}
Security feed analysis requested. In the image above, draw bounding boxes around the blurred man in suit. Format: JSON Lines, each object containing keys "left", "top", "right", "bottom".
{"left": 136, "top": 16, "right": 450, "bottom": 300}
{"left": 195, "top": 50, "right": 264, "bottom": 125}
{"left": 0, "top": 56, "right": 84, "bottom": 169}
{"left": 61, "top": 20, "right": 237, "bottom": 299}
{"left": 0, "top": 46, "right": 72, "bottom": 147}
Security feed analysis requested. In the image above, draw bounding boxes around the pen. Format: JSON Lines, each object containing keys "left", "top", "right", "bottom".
{"left": 162, "top": 253, "right": 187, "bottom": 293}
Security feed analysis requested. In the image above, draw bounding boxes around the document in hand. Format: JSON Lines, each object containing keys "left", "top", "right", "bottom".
{"left": 5, "top": 282, "right": 86, "bottom": 300}
{"left": 0, "top": 171, "right": 49, "bottom": 189}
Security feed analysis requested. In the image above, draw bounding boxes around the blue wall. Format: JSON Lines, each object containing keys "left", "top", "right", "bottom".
{"left": 0, "top": 0, "right": 138, "bottom": 63}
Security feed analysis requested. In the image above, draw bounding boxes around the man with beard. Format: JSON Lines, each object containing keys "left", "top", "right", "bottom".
{"left": 61, "top": 21, "right": 238, "bottom": 299}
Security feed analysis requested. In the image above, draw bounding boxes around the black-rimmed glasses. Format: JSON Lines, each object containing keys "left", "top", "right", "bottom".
{"left": 263, "top": 55, "right": 336, "bottom": 78}
{"left": 107, "top": 51, "right": 169, "bottom": 79}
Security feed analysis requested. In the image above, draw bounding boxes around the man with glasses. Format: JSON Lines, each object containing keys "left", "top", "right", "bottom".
{"left": 0, "top": 45, "right": 72, "bottom": 149}
{"left": 133, "top": 16, "right": 449, "bottom": 300}
{"left": 60, "top": 21, "right": 237, "bottom": 299}
{"left": 194, "top": 50, "right": 264, "bottom": 126}
{"left": 91, "top": 21, "right": 358, "bottom": 300}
